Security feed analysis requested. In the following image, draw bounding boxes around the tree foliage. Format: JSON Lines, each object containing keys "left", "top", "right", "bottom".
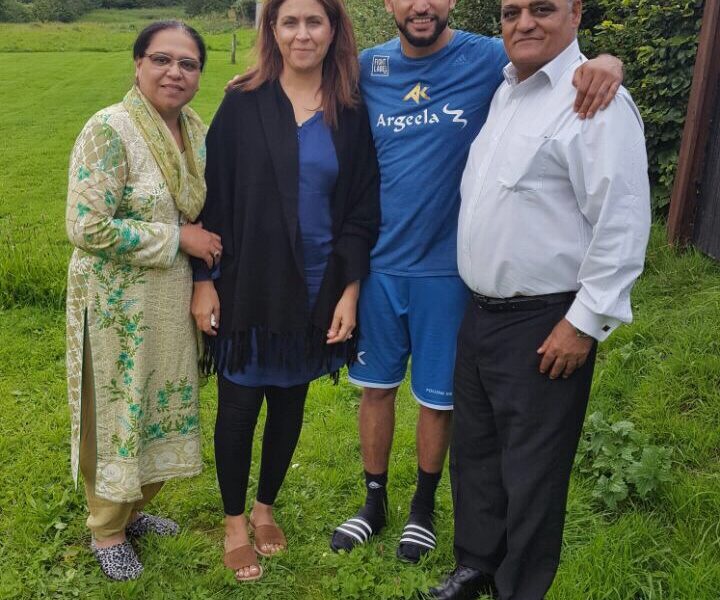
{"left": 344, "top": 0, "right": 395, "bottom": 50}
{"left": 98, "top": 0, "right": 179, "bottom": 7}
{"left": 0, "top": 0, "right": 32, "bottom": 22}
{"left": 0, "top": 0, "right": 180, "bottom": 21}
{"left": 346, "top": 0, "right": 705, "bottom": 213}
{"left": 582, "top": 0, "right": 703, "bottom": 211}
{"left": 184, "top": 0, "right": 232, "bottom": 17}
{"left": 32, "top": 0, "right": 98, "bottom": 23}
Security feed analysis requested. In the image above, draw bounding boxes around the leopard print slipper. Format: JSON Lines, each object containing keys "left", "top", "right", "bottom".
{"left": 91, "top": 540, "right": 143, "bottom": 581}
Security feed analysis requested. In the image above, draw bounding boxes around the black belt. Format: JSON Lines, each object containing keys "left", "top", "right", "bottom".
{"left": 471, "top": 291, "right": 576, "bottom": 312}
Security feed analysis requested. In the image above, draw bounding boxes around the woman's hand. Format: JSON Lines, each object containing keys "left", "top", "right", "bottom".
{"left": 180, "top": 222, "right": 222, "bottom": 268}
{"left": 225, "top": 74, "right": 244, "bottom": 92}
{"left": 327, "top": 281, "right": 360, "bottom": 344}
{"left": 192, "top": 280, "right": 220, "bottom": 336}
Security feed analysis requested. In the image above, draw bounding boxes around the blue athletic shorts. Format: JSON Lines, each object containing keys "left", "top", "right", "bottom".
{"left": 347, "top": 272, "right": 469, "bottom": 410}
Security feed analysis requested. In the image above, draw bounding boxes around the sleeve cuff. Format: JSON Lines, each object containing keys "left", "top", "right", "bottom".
{"left": 160, "top": 225, "right": 181, "bottom": 269}
{"left": 565, "top": 298, "right": 621, "bottom": 342}
{"left": 193, "top": 263, "right": 221, "bottom": 282}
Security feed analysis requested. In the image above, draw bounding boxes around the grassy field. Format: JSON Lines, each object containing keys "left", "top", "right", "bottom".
{"left": 2, "top": 7, "right": 720, "bottom": 600}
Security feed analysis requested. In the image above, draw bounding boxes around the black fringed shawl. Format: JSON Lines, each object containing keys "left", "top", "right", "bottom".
{"left": 196, "top": 80, "right": 380, "bottom": 375}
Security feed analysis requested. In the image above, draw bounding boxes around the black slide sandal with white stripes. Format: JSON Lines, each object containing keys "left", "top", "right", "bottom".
{"left": 330, "top": 516, "right": 377, "bottom": 552}
{"left": 396, "top": 520, "right": 437, "bottom": 563}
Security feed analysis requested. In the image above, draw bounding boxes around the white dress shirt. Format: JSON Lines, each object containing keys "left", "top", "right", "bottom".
{"left": 457, "top": 39, "right": 651, "bottom": 341}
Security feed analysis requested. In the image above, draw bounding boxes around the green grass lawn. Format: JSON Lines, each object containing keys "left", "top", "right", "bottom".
{"left": 2, "top": 9, "right": 720, "bottom": 600}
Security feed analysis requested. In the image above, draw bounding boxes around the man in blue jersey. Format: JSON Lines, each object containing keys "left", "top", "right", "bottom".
{"left": 329, "top": 0, "right": 622, "bottom": 564}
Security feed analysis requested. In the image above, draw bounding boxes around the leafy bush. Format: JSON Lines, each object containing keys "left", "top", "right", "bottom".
{"left": 583, "top": 0, "right": 702, "bottom": 211}
{"left": 449, "top": 0, "right": 500, "bottom": 36}
{"left": 575, "top": 412, "right": 673, "bottom": 510}
{"left": 99, "top": 0, "right": 179, "bottom": 7}
{"left": 0, "top": 0, "right": 32, "bottom": 22}
{"left": 346, "top": 0, "right": 704, "bottom": 214}
{"left": 345, "top": 0, "right": 395, "bottom": 50}
{"left": 184, "top": 0, "right": 231, "bottom": 17}
{"left": 32, "top": 0, "right": 98, "bottom": 22}
{"left": 232, "top": 0, "right": 255, "bottom": 25}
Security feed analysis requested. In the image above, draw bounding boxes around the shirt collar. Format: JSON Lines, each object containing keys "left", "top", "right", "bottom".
{"left": 503, "top": 38, "right": 582, "bottom": 89}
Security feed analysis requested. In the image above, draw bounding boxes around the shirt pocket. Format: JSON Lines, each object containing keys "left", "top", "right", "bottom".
{"left": 497, "top": 134, "right": 552, "bottom": 193}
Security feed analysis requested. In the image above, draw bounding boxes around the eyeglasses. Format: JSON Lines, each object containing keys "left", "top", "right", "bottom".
{"left": 144, "top": 52, "right": 201, "bottom": 73}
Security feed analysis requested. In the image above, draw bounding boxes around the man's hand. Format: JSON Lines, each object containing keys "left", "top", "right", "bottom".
{"left": 192, "top": 280, "right": 220, "bottom": 336}
{"left": 537, "top": 318, "right": 594, "bottom": 379}
{"left": 572, "top": 54, "right": 623, "bottom": 120}
{"left": 327, "top": 281, "right": 360, "bottom": 344}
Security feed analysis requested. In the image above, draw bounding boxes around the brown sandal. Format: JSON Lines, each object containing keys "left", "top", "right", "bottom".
{"left": 249, "top": 520, "right": 287, "bottom": 557}
{"left": 224, "top": 544, "right": 263, "bottom": 582}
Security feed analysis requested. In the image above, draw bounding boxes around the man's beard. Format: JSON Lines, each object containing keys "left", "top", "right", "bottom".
{"left": 395, "top": 15, "right": 449, "bottom": 48}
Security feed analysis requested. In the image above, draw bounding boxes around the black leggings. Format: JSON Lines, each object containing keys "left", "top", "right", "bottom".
{"left": 215, "top": 375, "right": 309, "bottom": 516}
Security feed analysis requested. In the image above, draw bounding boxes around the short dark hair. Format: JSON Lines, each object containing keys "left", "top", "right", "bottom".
{"left": 133, "top": 20, "right": 207, "bottom": 71}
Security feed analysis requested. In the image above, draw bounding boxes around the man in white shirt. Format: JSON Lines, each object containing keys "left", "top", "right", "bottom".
{"left": 427, "top": 0, "right": 651, "bottom": 598}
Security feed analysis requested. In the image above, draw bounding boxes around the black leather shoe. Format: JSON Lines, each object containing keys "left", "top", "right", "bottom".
{"left": 425, "top": 566, "right": 497, "bottom": 600}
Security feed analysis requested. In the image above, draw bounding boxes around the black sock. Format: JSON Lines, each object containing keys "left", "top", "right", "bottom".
{"left": 331, "top": 471, "right": 389, "bottom": 552}
{"left": 358, "top": 470, "right": 388, "bottom": 531}
{"left": 409, "top": 467, "right": 441, "bottom": 528}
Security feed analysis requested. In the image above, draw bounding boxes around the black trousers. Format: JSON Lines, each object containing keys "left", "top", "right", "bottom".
{"left": 215, "top": 376, "right": 309, "bottom": 516}
{"left": 450, "top": 298, "right": 596, "bottom": 600}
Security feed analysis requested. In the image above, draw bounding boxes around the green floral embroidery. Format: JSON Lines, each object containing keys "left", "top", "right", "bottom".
{"left": 179, "top": 414, "right": 199, "bottom": 435}
{"left": 77, "top": 165, "right": 91, "bottom": 181}
{"left": 180, "top": 384, "right": 193, "bottom": 405}
{"left": 96, "top": 259, "right": 197, "bottom": 458}
{"left": 155, "top": 377, "right": 194, "bottom": 414}
{"left": 111, "top": 220, "right": 144, "bottom": 255}
{"left": 97, "top": 123, "right": 125, "bottom": 172}
{"left": 105, "top": 190, "right": 116, "bottom": 207}
{"left": 77, "top": 202, "right": 90, "bottom": 218}
{"left": 157, "top": 389, "right": 170, "bottom": 410}
{"left": 96, "top": 262, "right": 149, "bottom": 457}
{"left": 145, "top": 423, "right": 166, "bottom": 441}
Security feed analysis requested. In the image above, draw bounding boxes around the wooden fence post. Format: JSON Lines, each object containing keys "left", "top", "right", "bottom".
{"left": 667, "top": 0, "right": 720, "bottom": 246}
{"left": 231, "top": 32, "right": 237, "bottom": 65}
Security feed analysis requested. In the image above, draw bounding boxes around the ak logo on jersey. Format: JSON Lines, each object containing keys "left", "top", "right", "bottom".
{"left": 403, "top": 82, "right": 430, "bottom": 104}
{"left": 375, "top": 83, "right": 468, "bottom": 133}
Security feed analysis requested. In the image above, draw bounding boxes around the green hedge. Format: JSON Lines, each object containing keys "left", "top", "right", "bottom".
{"left": 347, "top": 0, "right": 704, "bottom": 213}
{"left": 0, "top": 0, "right": 181, "bottom": 21}
{"left": 99, "top": 0, "right": 179, "bottom": 7}
{"left": 0, "top": 0, "right": 32, "bottom": 21}
{"left": 185, "top": 0, "right": 231, "bottom": 17}
{"left": 583, "top": 0, "right": 703, "bottom": 211}
{"left": 344, "top": 0, "right": 394, "bottom": 50}
{"left": 32, "top": 0, "right": 98, "bottom": 22}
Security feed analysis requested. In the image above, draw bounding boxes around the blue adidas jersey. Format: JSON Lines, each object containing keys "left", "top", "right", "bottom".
{"left": 360, "top": 31, "right": 507, "bottom": 276}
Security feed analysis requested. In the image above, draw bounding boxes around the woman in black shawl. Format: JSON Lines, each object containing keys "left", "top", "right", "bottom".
{"left": 190, "top": 0, "right": 379, "bottom": 582}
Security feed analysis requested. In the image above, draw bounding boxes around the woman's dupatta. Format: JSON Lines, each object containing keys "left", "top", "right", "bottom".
{"left": 123, "top": 85, "right": 206, "bottom": 221}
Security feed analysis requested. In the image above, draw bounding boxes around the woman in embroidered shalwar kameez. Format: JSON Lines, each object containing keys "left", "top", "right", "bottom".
{"left": 65, "top": 21, "right": 221, "bottom": 581}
